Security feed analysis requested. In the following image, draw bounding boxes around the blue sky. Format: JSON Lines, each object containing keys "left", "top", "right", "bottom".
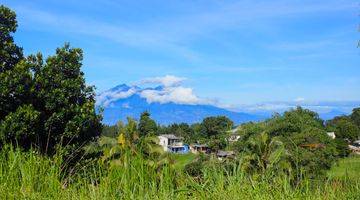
{"left": 2, "top": 0, "right": 360, "bottom": 108}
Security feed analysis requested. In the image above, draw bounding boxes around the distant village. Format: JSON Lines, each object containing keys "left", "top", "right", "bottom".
{"left": 158, "top": 130, "right": 360, "bottom": 159}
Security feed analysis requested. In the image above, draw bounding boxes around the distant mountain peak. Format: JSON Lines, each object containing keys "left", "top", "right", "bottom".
{"left": 110, "top": 84, "right": 131, "bottom": 92}
{"left": 97, "top": 83, "right": 263, "bottom": 125}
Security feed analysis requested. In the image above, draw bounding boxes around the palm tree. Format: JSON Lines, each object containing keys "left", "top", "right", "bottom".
{"left": 241, "top": 132, "right": 291, "bottom": 177}
{"left": 86, "top": 117, "right": 167, "bottom": 168}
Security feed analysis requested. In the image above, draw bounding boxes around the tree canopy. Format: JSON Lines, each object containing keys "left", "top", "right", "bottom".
{"left": 200, "top": 116, "right": 233, "bottom": 137}
{"left": 0, "top": 6, "right": 102, "bottom": 154}
{"left": 138, "top": 111, "right": 157, "bottom": 137}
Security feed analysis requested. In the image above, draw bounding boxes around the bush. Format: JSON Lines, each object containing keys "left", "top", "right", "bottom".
{"left": 184, "top": 160, "right": 204, "bottom": 177}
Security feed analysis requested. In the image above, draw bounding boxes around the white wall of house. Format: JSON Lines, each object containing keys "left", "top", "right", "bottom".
{"left": 158, "top": 135, "right": 169, "bottom": 151}
{"left": 327, "top": 132, "right": 336, "bottom": 139}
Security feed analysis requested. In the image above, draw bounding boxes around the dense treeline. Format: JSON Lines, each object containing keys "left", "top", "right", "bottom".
{"left": 101, "top": 107, "right": 360, "bottom": 180}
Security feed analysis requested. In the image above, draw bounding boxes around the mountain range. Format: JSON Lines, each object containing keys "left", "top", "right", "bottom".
{"left": 96, "top": 84, "right": 357, "bottom": 125}
{"left": 96, "top": 84, "right": 263, "bottom": 125}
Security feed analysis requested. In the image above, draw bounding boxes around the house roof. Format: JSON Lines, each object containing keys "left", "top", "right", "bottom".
{"left": 159, "top": 134, "right": 182, "bottom": 140}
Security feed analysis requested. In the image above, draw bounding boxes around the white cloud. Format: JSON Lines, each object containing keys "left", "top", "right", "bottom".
{"left": 140, "top": 86, "right": 204, "bottom": 105}
{"left": 138, "top": 75, "right": 216, "bottom": 105}
{"left": 96, "top": 75, "right": 214, "bottom": 107}
{"left": 140, "top": 75, "right": 186, "bottom": 87}
{"left": 96, "top": 87, "right": 137, "bottom": 107}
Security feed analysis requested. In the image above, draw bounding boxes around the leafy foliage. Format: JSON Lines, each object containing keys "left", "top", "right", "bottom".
{"left": 0, "top": 6, "right": 102, "bottom": 154}
{"left": 138, "top": 111, "right": 157, "bottom": 137}
{"left": 326, "top": 116, "right": 360, "bottom": 141}
{"left": 201, "top": 116, "right": 233, "bottom": 137}
{"left": 0, "top": 105, "right": 40, "bottom": 148}
{"left": 233, "top": 107, "right": 340, "bottom": 181}
{"left": 240, "top": 132, "right": 291, "bottom": 178}
{"left": 350, "top": 108, "right": 360, "bottom": 128}
{"left": 0, "top": 5, "right": 23, "bottom": 73}
{"left": 0, "top": 6, "right": 27, "bottom": 120}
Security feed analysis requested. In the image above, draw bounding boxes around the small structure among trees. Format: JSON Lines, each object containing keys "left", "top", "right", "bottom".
{"left": 190, "top": 144, "right": 209, "bottom": 154}
{"left": 216, "top": 150, "right": 235, "bottom": 160}
{"left": 326, "top": 132, "right": 336, "bottom": 139}
{"left": 158, "top": 134, "right": 189, "bottom": 153}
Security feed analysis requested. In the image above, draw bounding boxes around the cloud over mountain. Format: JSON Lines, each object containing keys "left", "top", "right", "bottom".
{"left": 96, "top": 75, "right": 359, "bottom": 124}
{"left": 139, "top": 75, "right": 186, "bottom": 87}
{"left": 97, "top": 75, "right": 214, "bottom": 107}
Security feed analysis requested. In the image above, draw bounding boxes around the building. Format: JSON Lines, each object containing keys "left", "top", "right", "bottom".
{"left": 228, "top": 134, "right": 241, "bottom": 142}
{"left": 227, "top": 127, "right": 241, "bottom": 142}
{"left": 216, "top": 150, "right": 235, "bottom": 160}
{"left": 157, "top": 134, "right": 189, "bottom": 153}
{"left": 326, "top": 132, "right": 336, "bottom": 139}
{"left": 190, "top": 144, "right": 209, "bottom": 154}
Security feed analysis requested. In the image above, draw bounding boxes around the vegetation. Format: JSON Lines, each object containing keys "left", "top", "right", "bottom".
{"left": 1, "top": 5, "right": 360, "bottom": 199}
{"left": 328, "top": 155, "right": 360, "bottom": 180}
{"left": 0, "top": 5, "right": 102, "bottom": 155}
{"left": 0, "top": 147, "right": 360, "bottom": 199}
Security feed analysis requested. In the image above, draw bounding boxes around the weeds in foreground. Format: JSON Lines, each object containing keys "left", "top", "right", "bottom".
{"left": 0, "top": 147, "right": 359, "bottom": 200}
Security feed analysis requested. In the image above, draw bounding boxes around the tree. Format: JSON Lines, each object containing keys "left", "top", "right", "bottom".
{"left": 138, "top": 111, "right": 157, "bottom": 137}
{"left": 233, "top": 107, "right": 339, "bottom": 180}
{"left": 0, "top": 5, "right": 23, "bottom": 72}
{"left": 158, "top": 123, "right": 194, "bottom": 143}
{"left": 350, "top": 108, "right": 360, "bottom": 128}
{"left": 231, "top": 122, "right": 265, "bottom": 152}
{"left": 0, "top": 105, "right": 40, "bottom": 149}
{"left": 0, "top": 6, "right": 102, "bottom": 154}
{"left": 240, "top": 132, "right": 291, "bottom": 178}
{"left": 0, "top": 5, "right": 28, "bottom": 120}
{"left": 32, "top": 44, "right": 102, "bottom": 154}
{"left": 102, "top": 124, "right": 119, "bottom": 138}
{"left": 327, "top": 116, "right": 359, "bottom": 141}
{"left": 200, "top": 116, "right": 233, "bottom": 137}
{"left": 125, "top": 117, "right": 139, "bottom": 143}
{"left": 267, "top": 107, "right": 324, "bottom": 137}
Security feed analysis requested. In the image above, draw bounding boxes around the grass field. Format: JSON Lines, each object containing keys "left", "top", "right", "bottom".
{"left": 328, "top": 155, "right": 360, "bottom": 180}
{"left": 171, "top": 153, "right": 197, "bottom": 169}
{"left": 1, "top": 148, "right": 360, "bottom": 199}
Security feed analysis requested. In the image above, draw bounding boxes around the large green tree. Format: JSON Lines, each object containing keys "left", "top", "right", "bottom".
{"left": 30, "top": 44, "right": 102, "bottom": 154}
{"left": 326, "top": 116, "right": 360, "bottom": 141}
{"left": 0, "top": 6, "right": 102, "bottom": 154}
{"left": 138, "top": 111, "right": 157, "bottom": 137}
{"left": 350, "top": 108, "right": 360, "bottom": 129}
{"left": 0, "top": 5, "right": 29, "bottom": 120}
{"left": 200, "top": 116, "right": 233, "bottom": 137}
{"left": 0, "top": 5, "right": 23, "bottom": 72}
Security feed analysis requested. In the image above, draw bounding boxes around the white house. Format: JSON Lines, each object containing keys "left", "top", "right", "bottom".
{"left": 227, "top": 127, "right": 240, "bottom": 142}
{"left": 157, "top": 134, "right": 189, "bottom": 153}
{"left": 326, "top": 132, "right": 336, "bottom": 139}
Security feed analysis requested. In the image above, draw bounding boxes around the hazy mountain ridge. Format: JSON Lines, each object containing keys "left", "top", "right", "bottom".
{"left": 97, "top": 84, "right": 263, "bottom": 125}
{"left": 97, "top": 84, "right": 359, "bottom": 125}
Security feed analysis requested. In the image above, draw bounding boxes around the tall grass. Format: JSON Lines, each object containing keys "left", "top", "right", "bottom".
{"left": 0, "top": 147, "right": 359, "bottom": 200}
